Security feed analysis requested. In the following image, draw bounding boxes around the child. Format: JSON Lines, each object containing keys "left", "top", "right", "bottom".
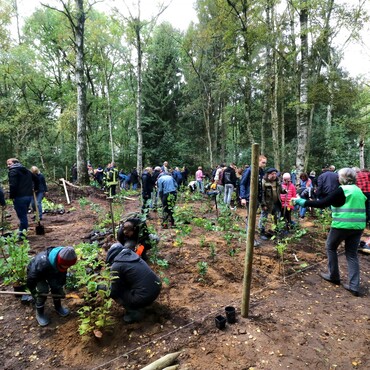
{"left": 27, "top": 246, "right": 77, "bottom": 326}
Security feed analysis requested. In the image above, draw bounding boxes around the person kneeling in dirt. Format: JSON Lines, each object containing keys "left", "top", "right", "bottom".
{"left": 26, "top": 246, "right": 77, "bottom": 326}
{"left": 106, "top": 243, "right": 162, "bottom": 323}
{"left": 118, "top": 218, "right": 159, "bottom": 261}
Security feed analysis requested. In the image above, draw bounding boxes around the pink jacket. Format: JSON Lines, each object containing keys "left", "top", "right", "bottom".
{"left": 195, "top": 170, "right": 204, "bottom": 181}
{"left": 280, "top": 182, "right": 297, "bottom": 210}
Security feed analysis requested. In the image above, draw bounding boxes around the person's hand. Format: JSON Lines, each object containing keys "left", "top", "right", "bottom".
{"left": 292, "top": 198, "right": 306, "bottom": 207}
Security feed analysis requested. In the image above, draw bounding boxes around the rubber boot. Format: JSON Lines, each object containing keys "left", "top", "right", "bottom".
{"left": 123, "top": 308, "right": 144, "bottom": 323}
{"left": 54, "top": 299, "right": 70, "bottom": 317}
{"left": 36, "top": 305, "right": 50, "bottom": 327}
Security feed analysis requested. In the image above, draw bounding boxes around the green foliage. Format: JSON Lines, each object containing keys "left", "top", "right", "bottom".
{"left": 66, "top": 242, "right": 102, "bottom": 290}
{"left": 42, "top": 198, "right": 64, "bottom": 213}
{"left": 313, "top": 209, "right": 332, "bottom": 232}
{"left": 173, "top": 204, "right": 194, "bottom": 225}
{"left": 209, "top": 243, "right": 217, "bottom": 261}
{"left": 197, "top": 261, "right": 208, "bottom": 278}
{"left": 77, "top": 266, "right": 115, "bottom": 337}
{"left": 0, "top": 232, "right": 31, "bottom": 285}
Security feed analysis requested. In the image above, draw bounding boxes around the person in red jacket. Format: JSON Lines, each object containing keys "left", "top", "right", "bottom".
{"left": 280, "top": 172, "right": 297, "bottom": 229}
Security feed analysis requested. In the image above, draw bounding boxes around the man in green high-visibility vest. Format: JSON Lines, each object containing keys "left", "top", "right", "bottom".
{"left": 293, "top": 167, "right": 366, "bottom": 297}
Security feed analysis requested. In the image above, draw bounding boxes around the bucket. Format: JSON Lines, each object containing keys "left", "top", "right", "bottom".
{"left": 215, "top": 315, "right": 226, "bottom": 330}
{"left": 225, "top": 306, "right": 236, "bottom": 324}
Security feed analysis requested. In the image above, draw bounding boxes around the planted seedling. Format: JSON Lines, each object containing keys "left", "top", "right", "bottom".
{"left": 0, "top": 231, "right": 31, "bottom": 287}
{"left": 197, "top": 261, "right": 208, "bottom": 281}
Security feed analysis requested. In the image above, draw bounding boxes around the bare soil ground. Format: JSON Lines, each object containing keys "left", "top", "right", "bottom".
{"left": 0, "top": 184, "right": 369, "bottom": 370}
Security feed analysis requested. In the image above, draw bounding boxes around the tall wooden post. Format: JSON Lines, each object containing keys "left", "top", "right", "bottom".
{"left": 241, "top": 143, "right": 260, "bottom": 317}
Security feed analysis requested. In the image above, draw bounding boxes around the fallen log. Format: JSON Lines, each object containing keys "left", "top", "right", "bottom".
{"left": 140, "top": 351, "right": 182, "bottom": 370}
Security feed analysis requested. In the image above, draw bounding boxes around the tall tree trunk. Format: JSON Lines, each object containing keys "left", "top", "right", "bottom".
{"left": 296, "top": 0, "right": 309, "bottom": 174}
{"left": 75, "top": 0, "right": 89, "bottom": 184}
{"left": 135, "top": 7, "right": 143, "bottom": 178}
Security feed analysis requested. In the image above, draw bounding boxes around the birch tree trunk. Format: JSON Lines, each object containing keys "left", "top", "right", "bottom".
{"left": 75, "top": 0, "right": 89, "bottom": 184}
{"left": 135, "top": 3, "right": 143, "bottom": 178}
{"left": 296, "top": 0, "right": 309, "bottom": 174}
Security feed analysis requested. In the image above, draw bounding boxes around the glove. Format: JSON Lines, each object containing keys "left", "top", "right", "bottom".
{"left": 293, "top": 198, "right": 306, "bottom": 207}
{"left": 136, "top": 244, "right": 145, "bottom": 256}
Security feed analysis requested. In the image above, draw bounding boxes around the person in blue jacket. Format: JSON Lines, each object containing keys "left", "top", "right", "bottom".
{"left": 157, "top": 171, "right": 178, "bottom": 228}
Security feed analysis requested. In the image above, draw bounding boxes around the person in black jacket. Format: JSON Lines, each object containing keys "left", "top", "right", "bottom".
{"left": 222, "top": 163, "right": 237, "bottom": 207}
{"left": 106, "top": 243, "right": 161, "bottom": 323}
{"left": 6, "top": 158, "right": 39, "bottom": 237}
{"left": 141, "top": 167, "right": 154, "bottom": 214}
{"left": 30, "top": 166, "right": 48, "bottom": 221}
{"left": 26, "top": 246, "right": 77, "bottom": 326}
{"left": 0, "top": 187, "right": 5, "bottom": 207}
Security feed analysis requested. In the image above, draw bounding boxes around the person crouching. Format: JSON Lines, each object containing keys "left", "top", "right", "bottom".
{"left": 26, "top": 246, "right": 77, "bottom": 326}
{"left": 106, "top": 242, "right": 162, "bottom": 323}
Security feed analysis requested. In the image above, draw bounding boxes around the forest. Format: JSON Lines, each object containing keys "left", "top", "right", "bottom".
{"left": 0, "top": 0, "right": 369, "bottom": 184}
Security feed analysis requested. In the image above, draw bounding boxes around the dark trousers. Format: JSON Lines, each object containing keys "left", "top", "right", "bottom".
{"left": 13, "top": 196, "right": 32, "bottom": 232}
{"left": 161, "top": 191, "right": 177, "bottom": 226}
{"left": 326, "top": 228, "right": 363, "bottom": 291}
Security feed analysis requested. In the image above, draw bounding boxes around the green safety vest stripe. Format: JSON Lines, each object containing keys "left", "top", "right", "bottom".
{"left": 332, "top": 217, "right": 366, "bottom": 222}
{"left": 332, "top": 208, "right": 366, "bottom": 213}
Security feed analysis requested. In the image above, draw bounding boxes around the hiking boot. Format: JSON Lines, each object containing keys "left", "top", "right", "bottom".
{"left": 54, "top": 300, "right": 70, "bottom": 317}
{"left": 123, "top": 309, "right": 144, "bottom": 323}
{"left": 254, "top": 239, "right": 261, "bottom": 247}
{"left": 343, "top": 284, "right": 360, "bottom": 297}
{"left": 319, "top": 272, "right": 340, "bottom": 285}
{"left": 36, "top": 305, "right": 50, "bottom": 327}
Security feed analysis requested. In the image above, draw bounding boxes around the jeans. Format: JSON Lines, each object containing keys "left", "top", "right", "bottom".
{"left": 325, "top": 228, "right": 363, "bottom": 291}
{"left": 13, "top": 196, "right": 32, "bottom": 232}
{"left": 223, "top": 184, "right": 234, "bottom": 205}
{"left": 31, "top": 192, "right": 44, "bottom": 220}
{"left": 197, "top": 180, "right": 204, "bottom": 193}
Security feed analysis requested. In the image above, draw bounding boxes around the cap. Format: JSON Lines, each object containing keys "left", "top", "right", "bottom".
{"left": 57, "top": 247, "right": 77, "bottom": 272}
{"left": 266, "top": 168, "right": 278, "bottom": 174}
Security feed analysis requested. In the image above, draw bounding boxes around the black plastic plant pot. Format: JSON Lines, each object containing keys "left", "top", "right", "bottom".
{"left": 215, "top": 315, "right": 226, "bottom": 330}
{"left": 225, "top": 306, "right": 236, "bottom": 324}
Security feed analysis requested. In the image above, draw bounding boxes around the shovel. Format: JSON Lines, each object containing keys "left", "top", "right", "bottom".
{"left": 33, "top": 191, "right": 45, "bottom": 235}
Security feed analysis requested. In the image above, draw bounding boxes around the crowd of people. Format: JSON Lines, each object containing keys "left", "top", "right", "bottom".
{"left": 1, "top": 156, "right": 369, "bottom": 327}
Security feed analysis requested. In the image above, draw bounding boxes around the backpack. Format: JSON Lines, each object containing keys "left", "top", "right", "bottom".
{"left": 223, "top": 170, "right": 231, "bottom": 184}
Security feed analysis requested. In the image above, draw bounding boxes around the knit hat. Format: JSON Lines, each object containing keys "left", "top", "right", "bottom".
{"left": 266, "top": 168, "right": 278, "bottom": 174}
{"left": 57, "top": 247, "right": 77, "bottom": 272}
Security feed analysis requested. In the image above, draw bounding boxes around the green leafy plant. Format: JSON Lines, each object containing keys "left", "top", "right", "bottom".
{"left": 199, "top": 235, "right": 206, "bottom": 248}
{"left": 197, "top": 261, "right": 208, "bottom": 280}
{"left": 77, "top": 266, "right": 116, "bottom": 338}
{"left": 223, "top": 232, "right": 234, "bottom": 245}
{"left": 314, "top": 208, "right": 332, "bottom": 232}
{"left": 42, "top": 198, "right": 64, "bottom": 213}
{"left": 173, "top": 204, "right": 194, "bottom": 225}
{"left": 209, "top": 243, "right": 217, "bottom": 261}
{"left": 78, "top": 197, "right": 91, "bottom": 209}
{"left": 0, "top": 231, "right": 31, "bottom": 286}
{"left": 228, "top": 247, "right": 240, "bottom": 257}
{"left": 66, "top": 242, "right": 102, "bottom": 290}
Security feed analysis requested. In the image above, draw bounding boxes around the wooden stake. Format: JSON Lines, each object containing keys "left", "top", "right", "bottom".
{"left": 61, "top": 178, "right": 71, "bottom": 204}
{"left": 241, "top": 143, "right": 259, "bottom": 318}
